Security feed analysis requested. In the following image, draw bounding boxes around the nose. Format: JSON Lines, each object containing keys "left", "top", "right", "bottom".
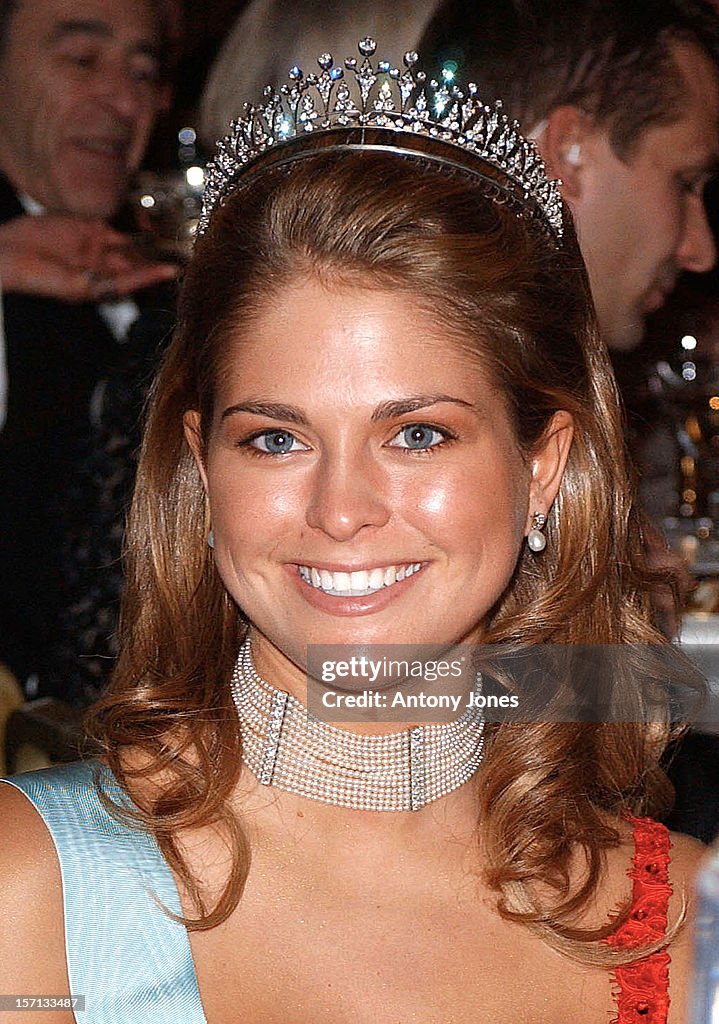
{"left": 94, "top": 61, "right": 146, "bottom": 121}
{"left": 677, "top": 192, "right": 717, "bottom": 274}
{"left": 305, "top": 450, "right": 391, "bottom": 541}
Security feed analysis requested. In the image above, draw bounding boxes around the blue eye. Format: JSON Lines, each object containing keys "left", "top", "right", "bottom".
{"left": 389, "top": 424, "right": 447, "bottom": 450}
{"left": 249, "top": 430, "right": 307, "bottom": 454}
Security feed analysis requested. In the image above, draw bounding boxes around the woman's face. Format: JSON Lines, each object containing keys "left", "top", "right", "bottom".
{"left": 185, "top": 277, "right": 572, "bottom": 679}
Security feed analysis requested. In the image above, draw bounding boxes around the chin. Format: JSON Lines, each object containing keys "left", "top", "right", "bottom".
{"left": 603, "top": 312, "right": 646, "bottom": 352}
{"left": 62, "top": 182, "right": 126, "bottom": 220}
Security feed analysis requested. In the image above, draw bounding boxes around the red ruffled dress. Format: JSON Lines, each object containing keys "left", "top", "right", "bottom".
{"left": 606, "top": 816, "right": 673, "bottom": 1023}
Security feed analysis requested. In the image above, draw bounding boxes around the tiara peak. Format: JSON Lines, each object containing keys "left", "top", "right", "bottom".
{"left": 200, "top": 38, "right": 563, "bottom": 242}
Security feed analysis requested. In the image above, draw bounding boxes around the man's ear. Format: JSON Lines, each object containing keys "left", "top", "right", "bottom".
{"left": 183, "top": 410, "right": 209, "bottom": 492}
{"left": 525, "top": 411, "right": 574, "bottom": 535}
{"left": 537, "top": 106, "right": 591, "bottom": 200}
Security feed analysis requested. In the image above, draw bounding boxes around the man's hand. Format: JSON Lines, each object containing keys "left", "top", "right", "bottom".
{"left": 0, "top": 214, "right": 178, "bottom": 302}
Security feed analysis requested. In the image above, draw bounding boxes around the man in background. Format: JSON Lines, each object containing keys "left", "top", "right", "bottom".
{"left": 0, "top": 0, "right": 177, "bottom": 700}
{"left": 421, "top": 0, "right": 719, "bottom": 352}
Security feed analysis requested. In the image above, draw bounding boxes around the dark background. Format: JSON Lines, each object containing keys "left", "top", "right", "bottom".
{"left": 146, "top": 0, "right": 250, "bottom": 164}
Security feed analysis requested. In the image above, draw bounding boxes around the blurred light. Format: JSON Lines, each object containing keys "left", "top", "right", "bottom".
{"left": 710, "top": 396, "right": 719, "bottom": 411}
{"left": 441, "top": 60, "right": 458, "bottom": 83}
{"left": 683, "top": 489, "right": 697, "bottom": 503}
{"left": 681, "top": 455, "right": 696, "bottom": 475}
{"left": 682, "top": 361, "right": 697, "bottom": 381}
{"left": 178, "top": 126, "right": 197, "bottom": 146}
{"left": 140, "top": 194, "right": 155, "bottom": 208}
{"left": 681, "top": 334, "right": 697, "bottom": 350}
{"left": 687, "top": 414, "right": 701, "bottom": 441}
{"left": 185, "top": 165, "right": 205, "bottom": 189}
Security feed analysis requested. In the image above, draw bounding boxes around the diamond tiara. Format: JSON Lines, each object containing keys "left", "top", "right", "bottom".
{"left": 199, "top": 37, "right": 564, "bottom": 242}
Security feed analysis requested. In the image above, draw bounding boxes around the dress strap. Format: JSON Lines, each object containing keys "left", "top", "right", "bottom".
{"left": 606, "top": 815, "right": 672, "bottom": 1024}
{"left": 3, "top": 761, "right": 207, "bottom": 1024}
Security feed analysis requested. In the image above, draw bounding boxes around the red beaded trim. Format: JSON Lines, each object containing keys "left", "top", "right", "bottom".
{"left": 606, "top": 816, "right": 672, "bottom": 1023}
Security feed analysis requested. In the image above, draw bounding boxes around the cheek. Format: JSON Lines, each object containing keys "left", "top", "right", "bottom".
{"left": 131, "top": 107, "right": 160, "bottom": 149}
{"left": 208, "top": 467, "right": 305, "bottom": 554}
{"left": 413, "top": 481, "right": 454, "bottom": 517}
{"left": 409, "top": 456, "right": 529, "bottom": 548}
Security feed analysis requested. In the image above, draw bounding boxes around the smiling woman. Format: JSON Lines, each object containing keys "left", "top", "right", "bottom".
{"left": 0, "top": 39, "right": 706, "bottom": 1024}
{"left": 182, "top": 279, "right": 563, "bottom": 662}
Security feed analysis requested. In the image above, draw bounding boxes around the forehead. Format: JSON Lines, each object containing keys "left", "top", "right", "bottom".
{"left": 660, "top": 40, "right": 719, "bottom": 154}
{"left": 219, "top": 278, "right": 490, "bottom": 399}
{"left": 7, "top": 0, "right": 159, "bottom": 49}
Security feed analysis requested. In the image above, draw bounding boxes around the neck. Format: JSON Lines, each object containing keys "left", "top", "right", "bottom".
{"left": 233, "top": 752, "right": 483, "bottom": 853}
{"left": 248, "top": 627, "right": 479, "bottom": 735}
{"left": 231, "top": 636, "right": 486, "bottom": 815}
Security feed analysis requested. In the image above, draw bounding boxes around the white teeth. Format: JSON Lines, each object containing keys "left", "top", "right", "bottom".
{"left": 368, "top": 567, "right": 385, "bottom": 589}
{"left": 298, "top": 563, "right": 422, "bottom": 597}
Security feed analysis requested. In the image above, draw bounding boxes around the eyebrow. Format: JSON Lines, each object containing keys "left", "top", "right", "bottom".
{"left": 220, "top": 393, "right": 476, "bottom": 424}
{"left": 47, "top": 20, "right": 160, "bottom": 59}
{"left": 221, "top": 401, "right": 310, "bottom": 425}
{"left": 370, "top": 394, "right": 476, "bottom": 421}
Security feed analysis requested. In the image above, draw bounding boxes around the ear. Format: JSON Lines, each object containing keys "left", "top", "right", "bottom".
{"left": 537, "top": 106, "right": 591, "bottom": 200}
{"left": 183, "top": 410, "right": 209, "bottom": 492}
{"left": 525, "top": 411, "right": 574, "bottom": 534}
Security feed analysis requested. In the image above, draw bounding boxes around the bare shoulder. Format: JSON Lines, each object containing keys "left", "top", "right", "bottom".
{"left": 666, "top": 829, "right": 706, "bottom": 1024}
{"left": 0, "top": 779, "right": 62, "bottom": 898}
{"left": 0, "top": 781, "right": 71, "bottom": 1010}
{"left": 667, "top": 828, "right": 707, "bottom": 882}
{"left": 605, "top": 821, "right": 705, "bottom": 923}
{"left": 666, "top": 827, "right": 707, "bottom": 940}
{"left": 598, "top": 822, "right": 703, "bottom": 1023}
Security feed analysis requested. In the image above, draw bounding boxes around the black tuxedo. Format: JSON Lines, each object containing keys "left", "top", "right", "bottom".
{"left": 0, "top": 176, "right": 174, "bottom": 701}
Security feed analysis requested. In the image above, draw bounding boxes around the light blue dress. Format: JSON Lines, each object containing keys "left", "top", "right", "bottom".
{"left": 3, "top": 761, "right": 208, "bottom": 1023}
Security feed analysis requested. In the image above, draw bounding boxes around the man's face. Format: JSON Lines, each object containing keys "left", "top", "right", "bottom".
{"left": 569, "top": 41, "right": 719, "bottom": 351}
{"left": 0, "top": 0, "right": 164, "bottom": 218}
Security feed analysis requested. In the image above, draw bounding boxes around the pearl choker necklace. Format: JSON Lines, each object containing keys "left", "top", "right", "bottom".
{"left": 230, "top": 639, "right": 485, "bottom": 812}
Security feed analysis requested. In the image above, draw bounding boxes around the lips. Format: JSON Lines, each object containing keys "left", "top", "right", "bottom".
{"left": 73, "top": 137, "right": 128, "bottom": 164}
{"left": 298, "top": 562, "right": 423, "bottom": 597}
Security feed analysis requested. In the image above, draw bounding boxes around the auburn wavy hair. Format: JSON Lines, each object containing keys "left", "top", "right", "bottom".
{"left": 88, "top": 140, "right": 695, "bottom": 960}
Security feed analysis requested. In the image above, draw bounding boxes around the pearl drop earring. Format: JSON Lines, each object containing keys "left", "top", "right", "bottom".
{"left": 527, "top": 512, "right": 547, "bottom": 553}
